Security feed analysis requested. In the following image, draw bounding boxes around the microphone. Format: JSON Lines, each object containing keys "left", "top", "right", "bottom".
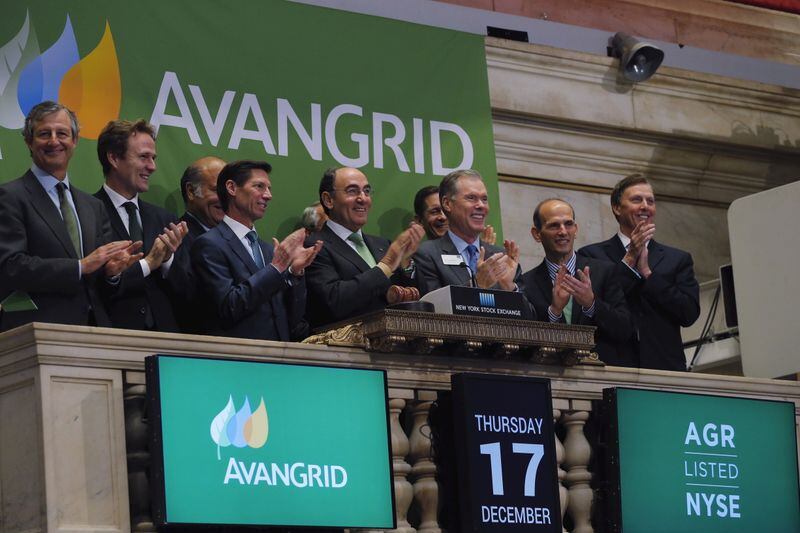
{"left": 459, "top": 261, "right": 477, "bottom": 288}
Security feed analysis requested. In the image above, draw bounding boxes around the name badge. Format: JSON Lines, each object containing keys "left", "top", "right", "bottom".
{"left": 441, "top": 254, "right": 464, "bottom": 266}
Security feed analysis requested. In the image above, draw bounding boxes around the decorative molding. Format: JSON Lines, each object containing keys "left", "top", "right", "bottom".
{"left": 487, "top": 39, "right": 800, "bottom": 202}
{"left": 487, "top": 39, "right": 800, "bottom": 133}
{"left": 493, "top": 115, "right": 798, "bottom": 203}
{"left": 357, "top": 309, "right": 597, "bottom": 364}
{"left": 2, "top": 323, "right": 798, "bottom": 406}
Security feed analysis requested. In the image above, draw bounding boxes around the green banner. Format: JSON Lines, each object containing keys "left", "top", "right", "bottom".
{"left": 150, "top": 355, "right": 393, "bottom": 528}
{"left": 0, "top": 0, "right": 498, "bottom": 240}
{"left": 610, "top": 388, "right": 800, "bottom": 533}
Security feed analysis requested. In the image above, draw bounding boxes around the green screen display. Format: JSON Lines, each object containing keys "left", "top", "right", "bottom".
{"left": 0, "top": 0, "right": 499, "bottom": 241}
{"left": 608, "top": 387, "right": 800, "bottom": 533}
{"left": 149, "top": 355, "right": 394, "bottom": 528}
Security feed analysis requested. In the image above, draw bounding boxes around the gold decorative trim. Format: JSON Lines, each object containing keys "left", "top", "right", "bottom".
{"left": 308, "top": 310, "right": 600, "bottom": 367}
{"left": 301, "top": 323, "right": 365, "bottom": 348}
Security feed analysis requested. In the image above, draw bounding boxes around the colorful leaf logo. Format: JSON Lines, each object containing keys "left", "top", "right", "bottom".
{"left": 245, "top": 398, "right": 269, "bottom": 448}
{"left": 0, "top": 11, "right": 40, "bottom": 129}
{"left": 210, "top": 395, "right": 269, "bottom": 459}
{"left": 209, "top": 395, "right": 236, "bottom": 460}
{"left": 59, "top": 21, "right": 121, "bottom": 139}
{"left": 0, "top": 12, "right": 121, "bottom": 137}
{"left": 17, "top": 15, "right": 79, "bottom": 116}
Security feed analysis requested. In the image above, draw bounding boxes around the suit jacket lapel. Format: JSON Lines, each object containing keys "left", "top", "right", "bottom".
{"left": 321, "top": 225, "right": 371, "bottom": 273}
{"left": 180, "top": 212, "right": 207, "bottom": 240}
{"left": 533, "top": 261, "right": 554, "bottom": 306}
{"left": 605, "top": 235, "right": 626, "bottom": 263}
{"left": 96, "top": 187, "right": 130, "bottom": 241}
{"left": 574, "top": 255, "right": 593, "bottom": 326}
{"left": 440, "top": 234, "right": 471, "bottom": 286}
{"left": 138, "top": 202, "right": 157, "bottom": 252}
{"left": 72, "top": 189, "right": 98, "bottom": 255}
{"left": 23, "top": 172, "right": 79, "bottom": 259}
{"left": 647, "top": 239, "right": 665, "bottom": 271}
{"left": 364, "top": 234, "right": 387, "bottom": 264}
{"left": 258, "top": 240, "right": 288, "bottom": 339}
{"left": 219, "top": 222, "right": 259, "bottom": 275}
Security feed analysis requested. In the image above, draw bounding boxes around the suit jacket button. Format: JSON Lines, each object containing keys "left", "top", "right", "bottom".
{"left": 140, "top": 307, "right": 147, "bottom": 315}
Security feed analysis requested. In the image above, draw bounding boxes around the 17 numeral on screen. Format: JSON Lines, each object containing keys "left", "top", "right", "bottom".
{"left": 480, "top": 442, "right": 544, "bottom": 496}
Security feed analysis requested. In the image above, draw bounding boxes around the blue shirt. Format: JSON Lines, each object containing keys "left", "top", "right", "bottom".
{"left": 31, "top": 164, "right": 83, "bottom": 278}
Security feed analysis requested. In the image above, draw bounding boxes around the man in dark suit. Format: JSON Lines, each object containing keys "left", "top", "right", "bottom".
{"left": 413, "top": 185, "right": 449, "bottom": 240}
{"left": 95, "top": 119, "right": 189, "bottom": 332}
{"left": 412, "top": 184, "right": 496, "bottom": 244}
{"left": 173, "top": 156, "right": 225, "bottom": 333}
{"left": 522, "top": 198, "right": 632, "bottom": 365}
{"left": 179, "top": 156, "right": 226, "bottom": 247}
{"left": 192, "top": 160, "right": 321, "bottom": 340}
{"left": 0, "top": 101, "right": 140, "bottom": 332}
{"left": 578, "top": 174, "right": 700, "bottom": 371}
{"left": 305, "top": 167, "right": 424, "bottom": 329}
{"left": 414, "top": 169, "right": 525, "bottom": 297}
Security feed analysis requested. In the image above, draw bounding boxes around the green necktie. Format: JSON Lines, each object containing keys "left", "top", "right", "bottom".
{"left": 348, "top": 232, "right": 376, "bottom": 268}
{"left": 55, "top": 182, "right": 82, "bottom": 258}
{"left": 563, "top": 296, "right": 573, "bottom": 324}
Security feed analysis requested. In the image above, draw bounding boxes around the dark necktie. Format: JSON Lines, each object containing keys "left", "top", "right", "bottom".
{"left": 123, "top": 201, "right": 143, "bottom": 243}
{"left": 246, "top": 231, "right": 265, "bottom": 269}
{"left": 55, "top": 182, "right": 82, "bottom": 258}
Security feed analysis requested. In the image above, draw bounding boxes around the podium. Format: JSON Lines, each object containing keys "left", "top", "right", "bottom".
{"left": 420, "top": 285, "right": 533, "bottom": 320}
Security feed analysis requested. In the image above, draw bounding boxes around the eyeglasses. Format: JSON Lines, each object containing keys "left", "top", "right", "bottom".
{"left": 333, "top": 186, "right": 373, "bottom": 198}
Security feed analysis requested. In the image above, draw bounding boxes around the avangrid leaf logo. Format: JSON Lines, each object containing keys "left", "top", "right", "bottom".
{"left": 210, "top": 395, "right": 269, "bottom": 460}
{"left": 0, "top": 11, "right": 121, "bottom": 139}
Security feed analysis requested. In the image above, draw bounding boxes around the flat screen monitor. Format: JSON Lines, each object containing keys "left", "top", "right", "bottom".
{"left": 602, "top": 387, "right": 800, "bottom": 533}
{"left": 146, "top": 354, "right": 395, "bottom": 529}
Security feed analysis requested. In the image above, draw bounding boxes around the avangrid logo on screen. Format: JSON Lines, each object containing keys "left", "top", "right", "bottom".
{"left": 209, "top": 394, "right": 348, "bottom": 489}
{"left": 210, "top": 395, "right": 269, "bottom": 459}
{"left": 0, "top": 11, "right": 121, "bottom": 140}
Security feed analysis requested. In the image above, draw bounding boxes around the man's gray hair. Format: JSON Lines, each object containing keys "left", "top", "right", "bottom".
{"left": 438, "top": 169, "right": 483, "bottom": 204}
{"left": 180, "top": 164, "right": 205, "bottom": 203}
{"left": 22, "top": 101, "right": 80, "bottom": 143}
{"left": 301, "top": 202, "right": 322, "bottom": 232}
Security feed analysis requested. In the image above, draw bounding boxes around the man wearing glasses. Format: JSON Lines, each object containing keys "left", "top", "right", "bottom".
{"left": 304, "top": 166, "right": 424, "bottom": 329}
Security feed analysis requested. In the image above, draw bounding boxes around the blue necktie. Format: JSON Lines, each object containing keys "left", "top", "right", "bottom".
{"left": 465, "top": 244, "right": 478, "bottom": 275}
{"left": 245, "top": 231, "right": 265, "bottom": 269}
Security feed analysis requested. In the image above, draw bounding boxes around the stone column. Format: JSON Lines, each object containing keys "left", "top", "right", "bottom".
{"left": 553, "top": 398, "right": 570, "bottom": 533}
{"left": 124, "top": 373, "right": 154, "bottom": 532}
{"left": 388, "top": 390, "right": 415, "bottom": 533}
{"left": 408, "top": 393, "right": 441, "bottom": 533}
{"left": 562, "top": 401, "right": 593, "bottom": 533}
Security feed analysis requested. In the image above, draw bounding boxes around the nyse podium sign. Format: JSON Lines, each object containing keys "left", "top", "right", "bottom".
{"left": 604, "top": 388, "right": 800, "bottom": 533}
{"left": 420, "top": 286, "right": 532, "bottom": 319}
{"left": 452, "top": 374, "right": 561, "bottom": 532}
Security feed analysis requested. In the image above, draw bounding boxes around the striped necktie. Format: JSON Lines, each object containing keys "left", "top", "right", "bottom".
{"left": 55, "top": 182, "right": 82, "bottom": 257}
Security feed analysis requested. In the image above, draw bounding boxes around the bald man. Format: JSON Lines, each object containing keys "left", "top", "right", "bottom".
{"left": 175, "top": 156, "right": 225, "bottom": 333}
{"left": 180, "top": 156, "right": 226, "bottom": 245}
{"left": 523, "top": 198, "right": 632, "bottom": 366}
